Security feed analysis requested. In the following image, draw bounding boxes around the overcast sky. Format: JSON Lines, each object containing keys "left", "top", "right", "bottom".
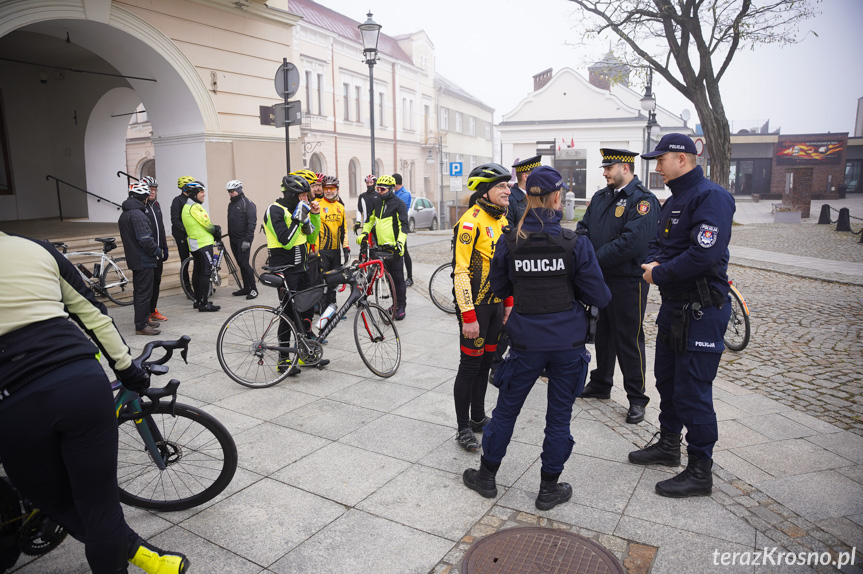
{"left": 318, "top": 0, "right": 862, "bottom": 135}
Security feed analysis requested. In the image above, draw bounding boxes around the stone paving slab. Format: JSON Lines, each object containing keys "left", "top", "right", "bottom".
{"left": 755, "top": 470, "right": 863, "bottom": 522}
{"left": 339, "top": 413, "right": 453, "bottom": 463}
{"left": 272, "top": 397, "right": 383, "bottom": 440}
{"left": 356, "top": 465, "right": 499, "bottom": 541}
{"left": 733, "top": 438, "right": 853, "bottom": 479}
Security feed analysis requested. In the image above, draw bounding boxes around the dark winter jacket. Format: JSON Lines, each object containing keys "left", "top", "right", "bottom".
{"left": 576, "top": 175, "right": 660, "bottom": 279}
{"left": 170, "top": 193, "right": 188, "bottom": 239}
{"left": 227, "top": 192, "right": 257, "bottom": 243}
{"left": 119, "top": 197, "right": 160, "bottom": 270}
{"left": 146, "top": 199, "right": 169, "bottom": 261}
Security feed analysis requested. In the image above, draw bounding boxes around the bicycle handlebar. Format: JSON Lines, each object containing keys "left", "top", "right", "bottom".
{"left": 133, "top": 335, "right": 191, "bottom": 369}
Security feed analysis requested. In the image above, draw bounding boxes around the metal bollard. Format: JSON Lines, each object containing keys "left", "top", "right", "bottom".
{"left": 565, "top": 191, "right": 575, "bottom": 220}
{"left": 817, "top": 204, "right": 832, "bottom": 224}
{"left": 835, "top": 208, "right": 852, "bottom": 232}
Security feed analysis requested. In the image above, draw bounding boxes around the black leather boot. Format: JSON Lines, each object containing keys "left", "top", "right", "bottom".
{"left": 463, "top": 461, "right": 498, "bottom": 498}
{"left": 655, "top": 456, "right": 713, "bottom": 498}
{"left": 535, "top": 479, "right": 572, "bottom": 511}
{"left": 628, "top": 429, "right": 681, "bottom": 466}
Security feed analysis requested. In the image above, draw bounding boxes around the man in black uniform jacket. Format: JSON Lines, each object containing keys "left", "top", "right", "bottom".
{"left": 577, "top": 149, "right": 660, "bottom": 424}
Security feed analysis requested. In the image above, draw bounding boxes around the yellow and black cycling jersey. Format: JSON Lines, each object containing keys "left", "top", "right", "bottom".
{"left": 316, "top": 197, "right": 349, "bottom": 251}
{"left": 453, "top": 200, "right": 508, "bottom": 313}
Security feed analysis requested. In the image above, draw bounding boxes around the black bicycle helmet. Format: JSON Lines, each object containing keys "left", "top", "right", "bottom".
{"left": 467, "top": 163, "right": 511, "bottom": 191}
{"left": 281, "top": 174, "right": 310, "bottom": 196}
{"left": 182, "top": 180, "right": 205, "bottom": 199}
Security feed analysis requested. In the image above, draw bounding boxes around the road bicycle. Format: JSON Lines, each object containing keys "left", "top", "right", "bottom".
{"left": 359, "top": 241, "right": 398, "bottom": 318}
{"left": 724, "top": 279, "right": 751, "bottom": 352}
{"left": 429, "top": 261, "right": 456, "bottom": 314}
{"left": 180, "top": 240, "right": 242, "bottom": 301}
{"left": 0, "top": 336, "right": 238, "bottom": 571}
{"left": 51, "top": 238, "right": 133, "bottom": 306}
{"left": 216, "top": 258, "right": 401, "bottom": 387}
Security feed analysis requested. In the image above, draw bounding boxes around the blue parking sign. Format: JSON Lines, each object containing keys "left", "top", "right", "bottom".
{"left": 449, "top": 162, "right": 463, "bottom": 176}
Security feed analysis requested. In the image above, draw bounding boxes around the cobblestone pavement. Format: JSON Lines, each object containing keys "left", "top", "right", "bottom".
{"left": 730, "top": 223, "right": 863, "bottom": 263}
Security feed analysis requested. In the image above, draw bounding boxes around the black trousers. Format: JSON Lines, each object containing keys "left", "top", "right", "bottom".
{"left": 454, "top": 303, "right": 504, "bottom": 430}
{"left": 230, "top": 239, "right": 256, "bottom": 293}
{"left": 191, "top": 246, "right": 214, "bottom": 303}
{"left": 149, "top": 259, "right": 163, "bottom": 314}
{"left": 0, "top": 359, "right": 137, "bottom": 573}
{"left": 384, "top": 254, "right": 406, "bottom": 312}
{"left": 318, "top": 249, "right": 341, "bottom": 307}
{"left": 277, "top": 268, "right": 314, "bottom": 348}
{"left": 588, "top": 277, "right": 650, "bottom": 406}
{"left": 131, "top": 267, "right": 154, "bottom": 330}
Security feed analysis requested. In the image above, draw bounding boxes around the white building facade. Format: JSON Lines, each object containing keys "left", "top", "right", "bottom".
{"left": 497, "top": 66, "right": 691, "bottom": 200}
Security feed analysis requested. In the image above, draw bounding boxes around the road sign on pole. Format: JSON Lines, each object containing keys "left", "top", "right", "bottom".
{"left": 274, "top": 62, "right": 299, "bottom": 99}
{"left": 449, "top": 162, "right": 463, "bottom": 177}
{"left": 274, "top": 101, "right": 302, "bottom": 126}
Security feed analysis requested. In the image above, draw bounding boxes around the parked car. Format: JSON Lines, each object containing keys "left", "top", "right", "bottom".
{"left": 407, "top": 197, "right": 438, "bottom": 231}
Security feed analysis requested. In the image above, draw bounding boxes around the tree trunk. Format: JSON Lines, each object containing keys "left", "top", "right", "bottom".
{"left": 690, "top": 85, "right": 732, "bottom": 190}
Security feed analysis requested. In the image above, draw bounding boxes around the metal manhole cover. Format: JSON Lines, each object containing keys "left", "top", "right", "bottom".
{"left": 462, "top": 526, "right": 625, "bottom": 574}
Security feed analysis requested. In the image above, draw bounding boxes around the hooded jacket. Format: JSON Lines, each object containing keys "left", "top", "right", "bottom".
{"left": 227, "top": 191, "right": 257, "bottom": 243}
{"left": 118, "top": 196, "right": 160, "bottom": 270}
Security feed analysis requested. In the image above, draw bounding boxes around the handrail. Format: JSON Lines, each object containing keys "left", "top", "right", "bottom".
{"left": 117, "top": 170, "right": 138, "bottom": 190}
{"left": 46, "top": 175, "right": 122, "bottom": 222}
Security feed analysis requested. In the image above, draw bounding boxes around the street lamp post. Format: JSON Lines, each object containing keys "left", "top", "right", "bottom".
{"left": 425, "top": 136, "right": 444, "bottom": 227}
{"left": 640, "top": 68, "right": 660, "bottom": 183}
{"left": 359, "top": 12, "right": 382, "bottom": 176}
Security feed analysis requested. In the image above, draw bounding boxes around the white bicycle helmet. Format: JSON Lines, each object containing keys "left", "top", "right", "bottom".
{"left": 129, "top": 182, "right": 150, "bottom": 197}
{"left": 226, "top": 180, "right": 243, "bottom": 191}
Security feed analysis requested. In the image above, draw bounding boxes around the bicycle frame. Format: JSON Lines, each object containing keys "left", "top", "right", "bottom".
{"left": 260, "top": 259, "right": 387, "bottom": 357}
{"left": 112, "top": 382, "right": 172, "bottom": 472}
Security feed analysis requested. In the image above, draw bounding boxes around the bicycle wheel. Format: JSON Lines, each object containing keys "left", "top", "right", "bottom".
{"left": 724, "top": 287, "right": 750, "bottom": 352}
{"left": 252, "top": 244, "right": 269, "bottom": 281}
{"left": 374, "top": 269, "right": 398, "bottom": 317}
{"left": 217, "top": 305, "right": 301, "bottom": 388}
{"left": 100, "top": 257, "right": 134, "bottom": 306}
{"left": 354, "top": 302, "right": 401, "bottom": 378}
{"left": 429, "top": 262, "right": 456, "bottom": 314}
{"left": 180, "top": 256, "right": 214, "bottom": 301}
{"left": 117, "top": 403, "right": 238, "bottom": 511}
{"left": 0, "top": 479, "right": 22, "bottom": 570}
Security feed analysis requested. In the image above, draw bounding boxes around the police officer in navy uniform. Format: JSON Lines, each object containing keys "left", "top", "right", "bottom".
{"left": 578, "top": 149, "right": 660, "bottom": 424}
{"left": 506, "top": 155, "right": 541, "bottom": 228}
{"left": 462, "top": 166, "right": 611, "bottom": 511}
{"left": 629, "top": 134, "right": 735, "bottom": 498}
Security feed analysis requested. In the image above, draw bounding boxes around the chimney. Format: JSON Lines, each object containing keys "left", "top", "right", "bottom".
{"left": 533, "top": 68, "right": 553, "bottom": 91}
{"left": 588, "top": 69, "right": 610, "bottom": 91}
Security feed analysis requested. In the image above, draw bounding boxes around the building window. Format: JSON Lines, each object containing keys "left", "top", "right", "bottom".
{"left": 648, "top": 173, "right": 664, "bottom": 190}
{"left": 305, "top": 71, "right": 313, "bottom": 114}
{"left": 376, "top": 159, "right": 384, "bottom": 177}
{"left": 349, "top": 158, "right": 360, "bottom": 198}
{"left": 845, "top": 160, "right": 861, "bottom": 193}
{"left": 379, "top": 92, "right": 385, "bottom": 127}
{"left": 343, "top": 83, "right": 350, "bottom": 120}
{"left": 424, "top": 104, "right": 430, "bottom": 139}
{"left": 402, "top": 97, "right": 414, "bottom": 131}
{"left": 355, "top": 86, "right": 362, "bottom": 123}
{"left": 485, "top": 122, "right": 492, "bottom": 140}
{"left": 469, "top": 117, "right": 476, "bottom": 137}
{"left": 309, "top": 152, "right": 325, "bottom": 174}
{"left": 455, "top": 112, "right": 462, "bottom": 133}
{"left": 440, "top": 107, "right": 448, "bottom": 130}
{"left": 316, "top": 73, "right": 324, "bottom": 116}
{"left": 139, "top": 159, "right": 155, "bottom": 181}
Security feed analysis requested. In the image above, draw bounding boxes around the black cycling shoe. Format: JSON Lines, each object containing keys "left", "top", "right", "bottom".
{"left": 457, "top": 428, "right": 481, "bottom": 453}
{"left": 232, "top": 289, "right": 249, "bottom": 296}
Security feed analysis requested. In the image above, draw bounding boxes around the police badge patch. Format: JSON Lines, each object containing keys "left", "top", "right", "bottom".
{"left": 697, "top": 224, "right": 719, "bottom": 248}
{"left": 460, "top": 232, "right": 472, "bottom": 244}
{"left": 637, "top": 200, "right": 651, "bottom": 215}
{"left": 474, "top": 337, "right": 484, "bottom": 347}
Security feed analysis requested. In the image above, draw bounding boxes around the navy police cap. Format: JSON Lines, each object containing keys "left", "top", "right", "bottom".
{"left": 525, "top": 165, "right": 569, "bottom": 196}
{"left": 641, "top": 133, "right": 697, "bottom": 158}
{"left": 600, "top": 148, "right": 638, "bottom": 167}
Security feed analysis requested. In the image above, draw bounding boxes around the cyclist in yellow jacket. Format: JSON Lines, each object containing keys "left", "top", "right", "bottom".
{"left": 317, "top": 175, "right": 350, "bottom": 310}
{"left": 180, "top": 180, "right": 221, "bottom": 312}
{"left": 358, "top": 175, "right": 408, "bottom": 320}
{"left": 452, "top": 163, "right": 513, "bottom": 452}
{"left": 263, "top": 174, "right": 329, "bottom": 374}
